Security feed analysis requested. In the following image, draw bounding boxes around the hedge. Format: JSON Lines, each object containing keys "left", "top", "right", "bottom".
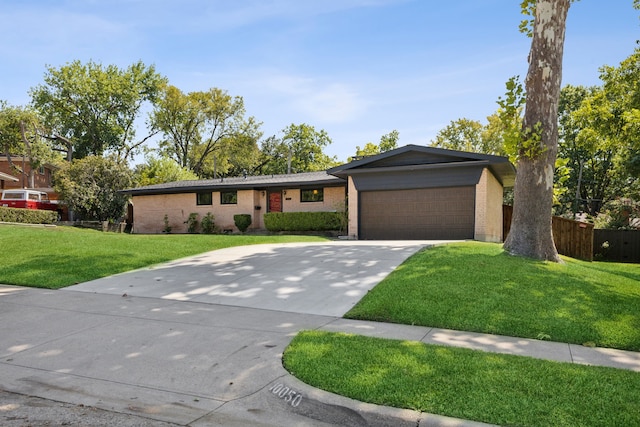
{"left": 0, "top": 207, "right": 58, "bottom": 224}
{"left": 264, "top": 211, "right": 343, "bottom": 232}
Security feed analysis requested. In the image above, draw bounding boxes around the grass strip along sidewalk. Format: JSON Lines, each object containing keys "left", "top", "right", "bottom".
{"left": 0, "top": 225, "right": 326, "bottom": 289}
{"left": 284, "top": 331, "right": 640, "bottom": 427}
{"left": 346, "top": 241, "right": 640, "bottom": 351}
{"left": 284, "top": 242, "right": 640, "bottom": 426}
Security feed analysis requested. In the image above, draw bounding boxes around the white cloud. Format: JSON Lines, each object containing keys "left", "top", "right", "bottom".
{"left": 261, "top": 73, "right": 367, "bottom": 123}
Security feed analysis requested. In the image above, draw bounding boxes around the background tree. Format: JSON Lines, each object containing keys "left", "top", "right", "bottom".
{"left": 503, "top": 0, "right": 571, "bottom": 262}
{"left": 30, "top": 60, "right": 166, "bottom": 161}
{"left": 133, "top": 154, "right": 198, "bottom": 186}
{"left": 151, "top": 86, "right": 261, "bottom": 178}
{"left": 260, "top": 123, "right": 339, "bottom": 175}
{"left": 0, "top": 102, "right": 58, "bottom": 188}
{"left": 598, "top": 47, "right": 640, "bottom": 177}
{"left": 350, "top": 129, "right": 399, "bottom": 160}
{"left": 54, "top": 155, "right": 133, "bottom": 221}
{"left": 431, "top": 118, "right": 508, "bottom": 155}
{"left": 556, "top": 85, "right": 625, "bottom": 216}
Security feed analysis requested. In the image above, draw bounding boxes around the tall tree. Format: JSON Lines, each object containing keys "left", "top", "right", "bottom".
{"left": 598, "top": 47, "right": 640, "bottom": 176}
{"left": 133, "top": 154, "right": 198, "bottom": 186}
{"left": 556, "top": 85, "right": 625, "bottom": 217}
{"left": 503, "top": 0, "right": 571, "bottom": 262}
{"left": 54, "top": 155, "right": 133, "bottom": 221}
{"left": 260, "top": 123, "right": 339, "bottom": 175}
{"left": 151, "top": 86, "right": 261, "bottom": 178}
{"left": 30, "top": 60, "right": 166, "bottom": 161}
{"left": 0, "top": 102, "right": 58, "bottom": 188}
{"left": 351, "top": 130, "right": 399, "bottom": 160}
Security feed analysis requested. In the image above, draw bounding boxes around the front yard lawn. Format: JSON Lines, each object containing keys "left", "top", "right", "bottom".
{"left": 284, "top": 242, "right": 640, "bottom": 426}
{"left": 284, "top": 331, "right": 640, "bottom": 427}
{"left": 0, "top": 225, "right": 326, "bottom": 289}
{"left": 346, "top": 241, "right": 640, "bottom": 351}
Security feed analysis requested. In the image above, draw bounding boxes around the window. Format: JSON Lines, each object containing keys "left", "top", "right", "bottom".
{"left": 301, "top": 188, "right": 323, "bottom": 202}
{"left": 196, "top": 192, "right": 212, "bottom": 205}
{"left": 38, "top": 166, "right": 45, "bottom": 175}
{"left": 220, "top": 191, "right": 238, "bottom": 205}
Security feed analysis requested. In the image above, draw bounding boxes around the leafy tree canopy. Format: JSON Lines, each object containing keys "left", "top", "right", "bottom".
{"left": 430, "top": 118, "right": 509, "bottom": 157}
{"left": 133, "top": 154, "right": 198, "bottom": 186}
{"left": 151, "top": 85, "right": 262, "bottom": 178}
{"left": 259, "top": 123, "right": 339, "bottom": 175}
{"left": 30, "top": 60, "right": 167, "bottom": 161}
{"left": 0, "top": 101, "right": 59, "bottom": 187}
{"left": 54, "top": 155, "right": 133, "bottom": 221}
{"left": 350, "top": 130, "right": 399, "bottom": 161}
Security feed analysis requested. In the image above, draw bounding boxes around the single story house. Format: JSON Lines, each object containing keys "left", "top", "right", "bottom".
{"left": 123, "top": 145, "right": 515, "bottom": 241}
{"left": 124, "top": 171, "right": 347, "bottom": 234}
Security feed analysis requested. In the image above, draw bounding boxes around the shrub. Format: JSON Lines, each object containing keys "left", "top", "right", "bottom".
{"left": 185, "top": 213, "right": 199, "bottom": 233}
{"left": 162, "top": 214, "right": 172, "bottom": 233}
{"left": 264, "top": 212, "right": 342, "bottom": 232}
{"left": 234, "top": 214, "right": 252, "bottom": 233}
{"left": 0, "top": 207, "right": 58, "bottom": 224}
{"left": 201, "top": 212, "right": 216, "bottom": 234}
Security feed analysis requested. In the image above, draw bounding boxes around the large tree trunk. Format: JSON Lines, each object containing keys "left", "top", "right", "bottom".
{"left": 504, "top": 0, "right": 570, "bottom": 262}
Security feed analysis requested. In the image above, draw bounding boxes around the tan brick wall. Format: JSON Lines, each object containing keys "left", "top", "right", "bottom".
{"left": 281, "top": 186, "right": 346, "bottom": 213}
{"left": 347, "top": 177, "right": 358, "bottom": 238}
{"left": 132, "top": 185, "right": 347, "bottom": 234}
{"left": 132, "top": 190, "right": 256, "bottom": 234}
{"left": 474, "top": 168, "right": 504, "bottom": 242}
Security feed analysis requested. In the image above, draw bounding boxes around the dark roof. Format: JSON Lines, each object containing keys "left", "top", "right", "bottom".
{"left": 122, "top": 171, "right": 346, "bottom": 196}
{"left": 328, "top": 144, "right": 516, "bottom": 187}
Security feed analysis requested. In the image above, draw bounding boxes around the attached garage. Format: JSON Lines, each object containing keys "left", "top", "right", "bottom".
{"left": 359, "top": 186, "right": 475, "bottom": 240}
{"left": 328, "top": 145, "right": 515, "bottom": 242}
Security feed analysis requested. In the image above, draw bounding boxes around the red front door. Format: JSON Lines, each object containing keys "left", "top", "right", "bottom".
{"left": 268, "top": 191, "right": 282, "bottom": 212}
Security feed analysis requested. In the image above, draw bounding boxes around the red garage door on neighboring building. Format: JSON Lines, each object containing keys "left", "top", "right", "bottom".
{"left": 359, "top": 186, "right": 476, "bottom": 240}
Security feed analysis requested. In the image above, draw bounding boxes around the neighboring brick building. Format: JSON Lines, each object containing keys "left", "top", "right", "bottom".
{"left": 0, "top": 156, "right": 55, "bottom": 191}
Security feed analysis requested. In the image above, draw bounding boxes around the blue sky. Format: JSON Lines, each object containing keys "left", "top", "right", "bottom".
{"left": 0, "top": 0, "right": 638, "bottom": 163}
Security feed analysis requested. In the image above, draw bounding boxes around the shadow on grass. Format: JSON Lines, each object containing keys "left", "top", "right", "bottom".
{"left": 3, "top": 252, "right": 160, "bottom": 289}
{"left": 345, "top": 243, "right": 640, "bottom": 351}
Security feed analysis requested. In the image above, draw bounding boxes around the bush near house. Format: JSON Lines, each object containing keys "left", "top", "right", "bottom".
{"left": 0, "top": 207, "right": 58, "bottom": 224}
{"left": 264, "top": 211, "right": 342, "bottom": 232}
{"left": 233, "top": 214, "right": 252, "bottom": 232}
{"left": 201, "top": 212, "right": 216, "bottom": 234}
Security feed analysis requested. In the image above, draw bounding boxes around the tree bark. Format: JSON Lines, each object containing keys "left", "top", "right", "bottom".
{"left": 504, "top": 0, "right": 570, "bottom": 262}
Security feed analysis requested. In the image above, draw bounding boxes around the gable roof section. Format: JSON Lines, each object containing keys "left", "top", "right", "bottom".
{"left": 328, "top": 144, "right": 516, "bottom": 187}
{"left": 122, "top": 171, "right": 345, "bottom": 196}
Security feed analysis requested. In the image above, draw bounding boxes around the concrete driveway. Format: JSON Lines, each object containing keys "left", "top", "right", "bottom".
{"left": 66, "top": 241, "right": 440, "bottom": 316}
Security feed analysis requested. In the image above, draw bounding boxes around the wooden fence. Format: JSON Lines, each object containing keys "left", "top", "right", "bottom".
{"left": 503, "top": 205, "right": 594, "bottom": 261}
{"left": 593, "top": 229, "right": 640, "bottom": 263}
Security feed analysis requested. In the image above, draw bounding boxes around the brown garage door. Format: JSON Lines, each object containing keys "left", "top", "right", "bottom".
{"left": 359, "top": 186, "right": 475, "bottom": 240}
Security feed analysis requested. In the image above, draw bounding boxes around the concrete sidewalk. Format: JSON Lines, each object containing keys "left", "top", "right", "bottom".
{"left": 1, "top": 285, "right": 639, "bottom": 426}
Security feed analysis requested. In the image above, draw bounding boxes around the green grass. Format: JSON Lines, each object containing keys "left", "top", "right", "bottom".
{"left": 284, "top": 331, "right": 640, "bottom": 427}
{"left": 345, "top": 241, "right": 640, "bottom": 351}
{"left": 0, "top": 225, "right": 326, "bottom": 289}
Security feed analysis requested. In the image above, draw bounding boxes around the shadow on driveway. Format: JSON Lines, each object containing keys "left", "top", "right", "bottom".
{"left": 65, "top": 241, "right": 441, "bottom": 316}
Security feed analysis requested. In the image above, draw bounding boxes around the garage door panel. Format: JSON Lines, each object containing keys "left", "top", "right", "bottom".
{"left": 360, "top": 187, "right": 475, "bottom": 240}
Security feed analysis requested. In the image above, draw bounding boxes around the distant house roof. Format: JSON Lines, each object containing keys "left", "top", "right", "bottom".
{"left": 328, "top": 144, "right": 516, "bottom": 187}
{"left": 122, "top": 171, "right": 346, "bottom": 196}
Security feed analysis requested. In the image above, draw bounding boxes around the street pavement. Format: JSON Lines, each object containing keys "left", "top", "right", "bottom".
{"left": 1, "top": 241, "right": 639, "bottom": 426}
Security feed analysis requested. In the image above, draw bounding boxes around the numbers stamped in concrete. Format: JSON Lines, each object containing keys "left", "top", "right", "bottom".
{"left": 269, "top": 382, "right": 303, "bottom": 407}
